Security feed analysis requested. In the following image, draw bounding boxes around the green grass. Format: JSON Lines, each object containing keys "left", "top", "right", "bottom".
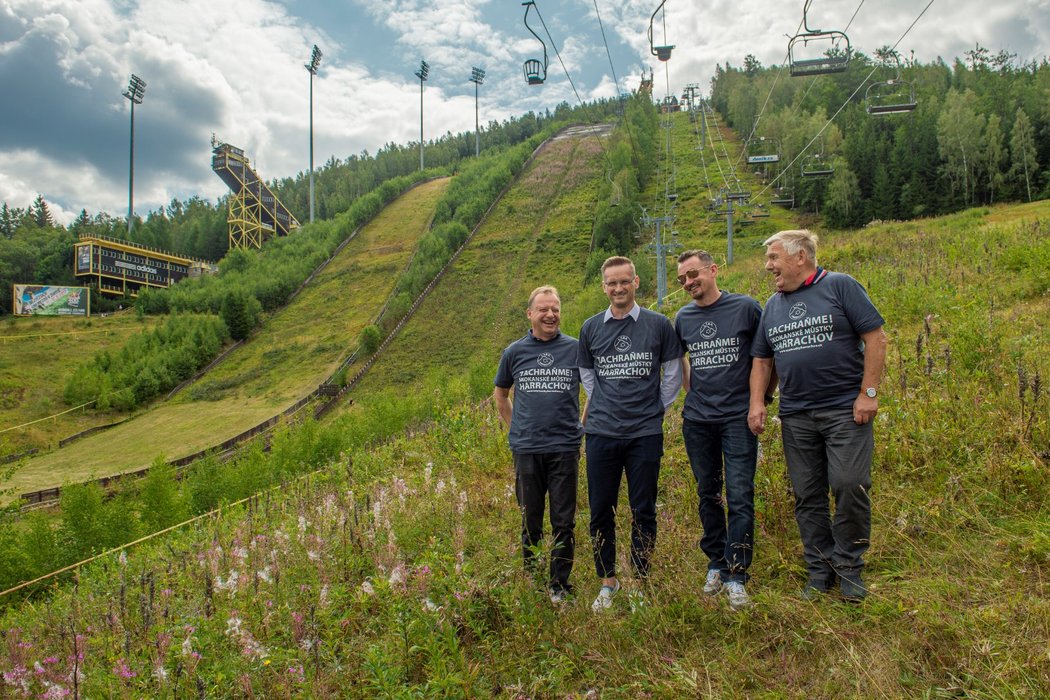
{"left": 0, "top": 179, "right": 449, "bottom": 501}
{"left": 0, "top": 116, "right": 1046, "bottom": 697}
{"left": 0, "top": 313, "right": 160, "bottom": 456}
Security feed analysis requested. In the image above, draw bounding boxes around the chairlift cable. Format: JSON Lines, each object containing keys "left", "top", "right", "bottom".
{"left": 752, "top": 0, "right": 937, "bottom": 201}
{"left": 531, "top": 1, "right": 609, "bottom": 157}
{"left": 591, "top": 0, "right": 639, "bottom": 160}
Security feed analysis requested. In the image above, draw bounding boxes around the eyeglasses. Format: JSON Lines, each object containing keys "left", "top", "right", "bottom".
{"left": 676, "top": 265, "right": 713, "bottom": 285}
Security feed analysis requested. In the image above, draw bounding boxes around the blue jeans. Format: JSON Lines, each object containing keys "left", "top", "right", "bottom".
{"left": 682, "top": 417, "right": 757, "bottom": 584}
{"left": 585, "top": 433, "right": 664, "bottom": 579}
{"left": 780, "top": 408, "right": 873, "bottom": 586}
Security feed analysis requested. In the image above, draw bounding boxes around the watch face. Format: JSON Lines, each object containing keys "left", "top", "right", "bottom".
{"left": 865, "top": 387, "right": 877, "bottom": 398}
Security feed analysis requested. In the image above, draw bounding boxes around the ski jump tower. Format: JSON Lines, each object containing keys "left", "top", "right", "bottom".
{"left": 211, "top": 140, "right": 300, "bottom": 250}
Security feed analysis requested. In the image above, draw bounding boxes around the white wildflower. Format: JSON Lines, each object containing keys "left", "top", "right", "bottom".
{"left": 225, "top": 616, "right": 242, "bottom": 636}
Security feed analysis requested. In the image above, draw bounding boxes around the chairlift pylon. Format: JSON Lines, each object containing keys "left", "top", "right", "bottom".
{"left": 788, "top": 0, "right": 851, "bottom": 77}
{"left": 648, "top": 1, "right": 675, "bottom": 61}
{"left": 522, "top": 1, "right": 548, "bottom": 86}
{"left": 866, "top": 53, "right": 917, "bottom": 115}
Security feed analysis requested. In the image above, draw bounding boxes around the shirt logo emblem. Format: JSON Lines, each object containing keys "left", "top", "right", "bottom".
{"left": 537, "top": 352, "right": 555, "bottom": 367}
{"left": 699, "top": 321, "right": 718, "bottom": 340}
{"left": 789, "top": 302, "right": 808, "bottom": 320}
{"left": 614, "top": 335, "right": 632, "bottom": 353}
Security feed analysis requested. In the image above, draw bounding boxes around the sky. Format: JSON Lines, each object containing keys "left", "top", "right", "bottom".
{"left": 2, "top": 0, "right": 1048, "bottom": 225}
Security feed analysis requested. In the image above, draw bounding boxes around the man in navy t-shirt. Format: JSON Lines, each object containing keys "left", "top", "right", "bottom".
{"left": 674, "top": 249, "right": 766, "bottom": 610}
{"left": 494, "top": 286, "right": 582, "bottom": 603}
{"left": 578, "top": 256, "right": 683, "bottom": 611}
{"left": 749, "top": 230, "right": 887, "bottom": 602}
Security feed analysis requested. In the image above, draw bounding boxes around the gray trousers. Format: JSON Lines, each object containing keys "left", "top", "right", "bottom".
{"left": 781, "top": 407, "right": 873, "bottom": 584}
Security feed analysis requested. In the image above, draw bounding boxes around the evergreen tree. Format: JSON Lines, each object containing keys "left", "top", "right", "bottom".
{"left": 0, "top": 203, "right": 17, "bottom": 238}
{"left": 31, "top": 194, "right": 54, "bottom": 228}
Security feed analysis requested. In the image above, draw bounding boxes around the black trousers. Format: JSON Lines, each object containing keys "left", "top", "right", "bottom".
{"left": 514, "top": 450, "right": 579, "bottom": 592}
{"left": 584, "top": 433, "right": 664, "bottom": 579}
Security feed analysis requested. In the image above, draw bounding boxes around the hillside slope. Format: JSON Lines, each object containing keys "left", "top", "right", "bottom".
{"left": 0, "top": 178, "right": 449, "bottom": 501}
{"left": 0, "top": 314, "right": 160, "bottom": 457}
{"left": 338, "top": 126, "right": 612, "bottom": 420}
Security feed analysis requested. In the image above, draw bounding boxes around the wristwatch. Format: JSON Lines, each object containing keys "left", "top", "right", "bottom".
{"left": 864, "top": 387, "right": 878, "bottom": 398}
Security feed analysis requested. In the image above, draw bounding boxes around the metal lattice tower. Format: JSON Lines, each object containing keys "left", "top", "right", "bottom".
{"left": 211, "top": 141, "right": 300, "bottom": 250}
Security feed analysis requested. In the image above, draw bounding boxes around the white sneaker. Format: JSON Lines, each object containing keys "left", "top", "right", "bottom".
{"left": 703, "top": 569, "right": 723, "bottom": 596}
{"left": 549, "top": 589, "right": 568, "bottom": 605}
{"left": 725, "top": 581, "right": 751, "bottom": 610}
{"left": 591, "top": 581, "right": 620, "bottom": 612}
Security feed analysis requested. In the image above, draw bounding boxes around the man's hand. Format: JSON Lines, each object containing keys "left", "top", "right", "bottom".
{"left": 748, "top": 404, "right": 767, "bottom": 435}
{"left": 853, "top": 393, "right": 878, "bottom": 424}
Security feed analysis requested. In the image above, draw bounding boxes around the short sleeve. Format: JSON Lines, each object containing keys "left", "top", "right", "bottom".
{"left": 494, "top": 348, "right": 514, "bottom": 388}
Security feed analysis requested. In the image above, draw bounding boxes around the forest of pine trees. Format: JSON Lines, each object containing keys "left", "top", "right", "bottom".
{"left": 709, "top": 45, "right": 1048, "bottom": 227}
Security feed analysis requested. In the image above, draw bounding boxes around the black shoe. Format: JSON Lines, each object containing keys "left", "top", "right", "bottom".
{"left": 801, "top": 578, "right": 833, "bottom": 601}
{"left": 839, "top": 572, "right": 867, "bottom": 602}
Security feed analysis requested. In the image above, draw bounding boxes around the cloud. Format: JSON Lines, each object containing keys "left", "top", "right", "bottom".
{"left": 0, "top": 0, "right": 1047, "bottom": 226}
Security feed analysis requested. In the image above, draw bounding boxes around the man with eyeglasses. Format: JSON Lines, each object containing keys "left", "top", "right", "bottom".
{"left": 673, "top": 249, "right": 766, "bottom": 610}
{"left": 578, "top": 256, "right": 683, "bottom": 612}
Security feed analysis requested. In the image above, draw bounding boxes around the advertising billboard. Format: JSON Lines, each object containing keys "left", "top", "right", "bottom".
{"left": 747, "top": 154, "right": 780, "bottom": 164}
{"left": 13, "top": 285, "right": 90, "bottom": 316}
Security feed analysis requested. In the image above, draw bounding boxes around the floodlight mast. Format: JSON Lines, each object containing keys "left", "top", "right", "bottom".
{"left": 122, "top": 74, "right": 146, "bottom": 236}
{"left": 415, "top": 60, "right": 429, "bottom": 171}
{"left": 469, "top": 67, "right": 485, "bottom": 157}
{"left": 305, "top": 44, "right": 323, "bottom": 224}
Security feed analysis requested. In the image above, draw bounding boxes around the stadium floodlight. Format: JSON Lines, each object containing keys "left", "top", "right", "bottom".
{"left": 469, "top": 67, "right": 486, "bottom": 157}
{"left": 122, "top": 73, "right": 146, "bottom": 236}
{"left": 305, "top": 44, "right": 323, "bottom": 223}
{"left": 414, "top": 60, "right": 429, "bottom": 171}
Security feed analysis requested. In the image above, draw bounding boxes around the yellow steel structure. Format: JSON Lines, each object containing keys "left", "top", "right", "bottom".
{"left": 211, "top": 142, "right": 299, "bottom": 250}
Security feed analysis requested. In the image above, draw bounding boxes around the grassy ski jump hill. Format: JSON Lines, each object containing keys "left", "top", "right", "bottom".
{"left": 0, "top": 178, "right": 449, "bottom": 503}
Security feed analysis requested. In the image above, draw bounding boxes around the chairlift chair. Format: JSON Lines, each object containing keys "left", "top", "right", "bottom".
{"left": 522, "top": 1, "right": 548, "bottom": 85}
{"left": 788, "top": 0, "right": 851, "bottom": 77}
{"left": 649, "top": 1, "right": 675, "bottom": 61}
{"left": 746, "top": 136, "right": 781, "bottom": 165}
{"left": 866, "top": 54, "right": 917, "bottom": 115}
{"left": 771, "top": 187, "right": 796, "bottom": 207}
{"left": 801, "top": 154, "right": 833, "bottom": 178}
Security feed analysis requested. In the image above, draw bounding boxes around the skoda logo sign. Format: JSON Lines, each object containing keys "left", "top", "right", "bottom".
{"left": 537, "top": 352, "right": 555, "bottom": 367}
{"left": 699, "top": 321, "right": 718, "bottom": 340}
{"left": 614, "top": 335, "right": 632, "bottom": 353}
{"left": 789, "top": 302, "right": 808, "bottom": 320}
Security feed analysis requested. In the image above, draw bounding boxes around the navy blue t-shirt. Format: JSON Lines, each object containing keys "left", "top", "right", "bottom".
{"left": 752, "top": 271, "right": 884, "bottom": 415}
{"left": 494, "top": 331, "right": 582, "bottom": 453}
{"left": 675, "top": 292, "right": 761, "bottom": 423}
{"left": 577, "top": 307, "right": 683, "bottom": 438}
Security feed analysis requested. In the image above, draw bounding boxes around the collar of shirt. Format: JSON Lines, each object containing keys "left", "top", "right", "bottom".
{"left": 528, "top": 329, "right": 561, "bottom": 342}
{"left": 603, "top": 303, "right": 640, "bottom": 323}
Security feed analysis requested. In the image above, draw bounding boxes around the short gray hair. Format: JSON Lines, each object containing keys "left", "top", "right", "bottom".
{"left": 528, "top": 285, "right": 560, "bottom": 308}
{"left": 764, "top": 230, "right": 818, "bottom": 262}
